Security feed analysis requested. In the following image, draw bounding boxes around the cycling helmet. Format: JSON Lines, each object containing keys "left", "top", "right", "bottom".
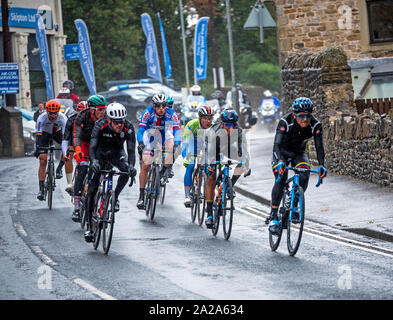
{"left": 62, "top": 80, "right": 74, "bottom": 91}
{"left": 152, "top": 93, "right": 167, "bottom": 106}
{"left": 45, "top": 99, "right": 61, "bottom": 113}
{"left": 77, "top": 101, "right": 88, "bottom": 112}
{"left": 198, "top": 105, "right": 213, "bottom": 118}
{"left": 235, "top": 83, "right": 243, "bottom": 90}
{"left": 292, "top": 97, "right": 314, "bottom": 113}
{"left": 191, "top": 84, "right": 201, "bottom": 95}
{"left": 264, "top": 90, "right": 272, "bottom": 98}
{"left": 220, "top": 108, "right": 238, "bottom": 123}
{"left": 166, "top": 95, "right": 174, "bottom": 108}
{"left": 107, "top": 103, "right": 127, "bottom": 120}
{"left": 87, "top": 95, "right": 107, "bottom": 109}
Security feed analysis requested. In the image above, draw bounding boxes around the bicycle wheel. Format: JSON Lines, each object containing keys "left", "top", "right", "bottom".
{"left": 197, "top": 171, "right": 206, "bottom": 226}
{"left": 146, "top": 165, "right": 159, "bottom": 221}
{"left": 211, "top": 199, "right": 220, "bottom": 236}
{"left": 102, "top": 190, "right": 115, "bottom": 255}
{"left": 145, "top": 167, "right": 153, "bottom": 217}
{"left": 80, "top": 178, "right": 88, "bottom": 229}
{"left": 160, "top": 181, "right": 166, "bottom": 206}
{"left": 190, "top": 169, "right": 198, "bottom": 223}
{"left": 47, "top": 162, "right": 54, "bottom": 210}
{"left": 269, "top": 194, "right": 286, "bottom": 251}
{"left": 93, "top": 190, "right": 103, "bottom": 250}
{"left": 222, "top": 177, "right": 234, "bottom": 240}
{"left": 287, "top": 186, "right": 305, "bottom": 256}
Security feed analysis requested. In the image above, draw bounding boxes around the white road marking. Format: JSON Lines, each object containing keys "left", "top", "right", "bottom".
{"left": 237, "top": 207, "right": 393, "bottom": 259}
{"left": 31, "top": 245, "right": 58, "bottom": 266}
{"left": 73, "top": 278, "right": 117, "bottom": 300}
{"left": 14, "top": 222, "right": 27, "bottom": 237}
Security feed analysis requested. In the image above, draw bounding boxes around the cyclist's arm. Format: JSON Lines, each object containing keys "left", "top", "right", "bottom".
{"left": 171, "top": 112, "right": 181, "bottom": 147}
{"left": 273, "top": 120, "right": 286, "bottom": 162}
{"left": 126, "top": 126, "right": 136, "bottom": 167}
{"left": 74, "top": 115, "right": 83, "bottom": 148}
{"left": 137, "top": 109, "right": 149, "bottom": 144}
{"left": 89, "top": 122, "right": 100, "bottom": 163}
{"left": 313, "top": 124, "right": 325, "bottom": 166}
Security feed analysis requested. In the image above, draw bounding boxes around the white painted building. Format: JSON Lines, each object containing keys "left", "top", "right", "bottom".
{"left": 0, "top": 0, "right": 68, "bottom": 110}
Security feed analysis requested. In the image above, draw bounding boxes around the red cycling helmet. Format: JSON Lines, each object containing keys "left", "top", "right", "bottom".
{"left": 77, "top": 101, "right": 88, "bottom": 112}
{"left": 45, "top": 99, "right": 61, "bottom": 113}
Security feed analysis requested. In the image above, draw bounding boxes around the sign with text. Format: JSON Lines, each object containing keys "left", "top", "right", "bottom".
{"left": 64, "top": 44, "right": 80, "bottom": 61}
{"left": 0, "top": 7, "right": 52, "bottom": 29}
{"left": 0, "top": 63, "right": 19, "bottom": 94}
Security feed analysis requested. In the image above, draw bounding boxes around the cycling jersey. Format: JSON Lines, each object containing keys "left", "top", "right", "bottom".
{"left": 61, "top": 113, "right": 77, "bottom": 155}
{"left": 74, "top": 108, "right": 97, "bottom": 147}
{"left": 90, "top": 118, "right": 136, "bottom": 167}
{"left": 137, "top": 105, "right": 181, "bottom": 147}
{"left": 35, "top": 112, "right": 67, "bottom": 135}
{"left": 182, "top": 118, "right": 212, "bottom": 158}
{"left": 273, "top": 113, "right": 325, "bottom": 166}
{"left": 204, "top": 123, "right": 250, "bottom": 170}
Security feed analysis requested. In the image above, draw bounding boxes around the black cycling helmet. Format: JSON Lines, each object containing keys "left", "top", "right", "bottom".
{"left": 220, "top": 108, "right": 238, "bottom": 123}
{"left": 292, "top": 97, "right": 314, "bottom": 113}
{"left": 63, "top": 80, "right": 74, "bottom": 91}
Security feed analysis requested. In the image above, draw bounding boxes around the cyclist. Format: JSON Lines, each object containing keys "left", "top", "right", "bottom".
{"left": 59, "top": 80, "right": 80, "bottom": 105}
{"left": 182, "top": 105, "right": 214, "bottom": 207}
{"left": 34, "top": 100, "right": 67, "bottom": 201}
{"left": 267, "top": 97, "right": 327, "bottom": 234}
{"left": 84, "top": 103, "right": 136, "bottom": 242}
{"left": 71, "top": 95, "right": 107, "bottom": 222}
{"left": 57, "top": 101, "right": 88, "bottom": 195}
{"left": 136, "top": 93, "right": 181, "bottom": 210}
{"left": 166, "top": 95, "right": 174, "bottom": 108}
{"left": 203, "top": 108, "right": 251, "bottom": 228}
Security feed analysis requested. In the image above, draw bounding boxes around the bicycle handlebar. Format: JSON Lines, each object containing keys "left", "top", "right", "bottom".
{"left": 275, "top": 166, "right": 323, "bottom": 187}
{"left": 97, "top": 169, "right": 136, "bottom": 187}
{"left": 39, "top": 146, "right": 63, "bottom": 151}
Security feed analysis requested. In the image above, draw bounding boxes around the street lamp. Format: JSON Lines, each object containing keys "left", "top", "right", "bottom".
{"left": 244, "top": 0, "right": 276, "bottom": 44}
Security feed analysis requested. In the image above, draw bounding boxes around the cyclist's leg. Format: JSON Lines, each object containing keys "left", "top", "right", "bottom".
{"left": 204, "top": 166, "right": 216, "bottom": 227}
{"left": 294, "top": 152, "right": 310, "bottom": 192}
{"left": 53, "top": 130, "right": 64, "bottom": 179}
{"left": 73, "top": 141, "right": 90, "bottom": 210}
{"left": 137, "top": 150, "right": 152, "bottom": 208}
{"left": 184, "top": 161, "right": 195, "bottom": 197}
{"left": 111, "top": 152, "right": 129, "bottom": 201}
{"left": 85, "top": 168, "right": 100, "bottom": 232}
{"left": 37, "top": 133, "right": 50, "bottom": 200}
{"left": 64, "top": 146, "right": 74, "bottom": 187}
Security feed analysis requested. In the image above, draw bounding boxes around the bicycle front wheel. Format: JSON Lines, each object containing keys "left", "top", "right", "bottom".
{"left": 190, "top": 170, "right": 198, "bottom": 223}
{"left": 211, "top": 200, "right": 220, "bottom": 237}
{"left": 146, "top": 166, "right": 159, "bottom": 221}
{"left": 287, "top": 186, "right": 305, "bottom": 256}
{"left": 160, "top": 181, "right": 166, "bottom": 206}
{"left": 197, "top": 171, "right": 206, "bottom": 226}
{"left": 47, "top": 162, "right": 54, "bottom": 210}
{"left": 222, "top": 177, "right": 234, "bottom": 240}
{"left": 80, "top": 178, "right": 89, "bottom": 229}
{"left": 93, "top": 190, "right": 103, "bottom": 250}
{"left": 102, "top": 190, "right": 115, "bottom": 255}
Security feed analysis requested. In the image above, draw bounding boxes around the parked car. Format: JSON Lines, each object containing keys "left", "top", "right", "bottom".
{"left": 98, "top": 87, "right": 152, "bottom": 122}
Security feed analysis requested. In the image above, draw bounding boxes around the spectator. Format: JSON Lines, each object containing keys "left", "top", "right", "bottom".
{"left": 33, "top": 102, "right": 45, "bottom": 122}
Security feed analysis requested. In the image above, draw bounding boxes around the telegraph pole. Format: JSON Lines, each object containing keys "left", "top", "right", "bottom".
{"left": 1, "top": 0, "right": 16, "bottom": 106}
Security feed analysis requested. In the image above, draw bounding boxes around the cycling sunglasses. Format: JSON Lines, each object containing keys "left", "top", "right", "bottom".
{"left": 223, "top": 122, "right": 237, "bottom": 128}
{"left": 47, "top": 111, "right": 58, "bottom": 116}
{"left": 154, "top": 104, "right": 167, "bottom": 109}
{"left": 200, "top": 115, "right": 213, "bottom": 120}
{"left": 112, "top": 119, "right": 125, "bottom": 125}
{"left": 295, "top": 113, "right": 311, "bottom": 120}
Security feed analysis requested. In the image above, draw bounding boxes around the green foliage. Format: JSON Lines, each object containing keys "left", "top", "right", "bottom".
{"left": 61, "top": 0, "right": 280, "bottom": 96}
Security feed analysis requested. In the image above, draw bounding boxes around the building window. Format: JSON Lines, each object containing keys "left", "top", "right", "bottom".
{"left": 367, "top": 0, "right": 393, "bottom": 43}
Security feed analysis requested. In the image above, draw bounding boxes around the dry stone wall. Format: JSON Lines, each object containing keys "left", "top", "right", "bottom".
{"left": 281, "top": 46, "right": 393, "bottom": 188}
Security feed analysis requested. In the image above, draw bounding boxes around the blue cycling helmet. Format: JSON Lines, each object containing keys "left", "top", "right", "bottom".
{"left": 292, "top": 97, "right": 314, "bottom": 113}
{"left": 220, "top": 108, "right": 238, "bottom": 123}
{"left": 166, "top": 95, "right": 174, "bottom": 108}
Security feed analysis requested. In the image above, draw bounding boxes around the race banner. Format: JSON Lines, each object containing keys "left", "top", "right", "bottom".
{"left": 74, "top": 19, "right": 96, "bottom": 95}
{"left": 141, "top": 13, "right": 162, "bottom": 83}
{"left": 194, "top": 17, "right": 209, "bottom": 84}
{"left": 35, "top": 14, "right": 54, "bottom": 99}
{"left": 157, "top": 12, "right": 172, "bottom": 79}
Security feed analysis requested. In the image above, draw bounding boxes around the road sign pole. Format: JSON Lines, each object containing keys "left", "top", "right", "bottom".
{"left": 225, "top": 0, "right": 238, "bottom": 113}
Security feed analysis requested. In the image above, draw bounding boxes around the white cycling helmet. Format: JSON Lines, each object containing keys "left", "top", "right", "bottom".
{"left": 59, "top": 87, "right": 70, "bottom": 95}
{"left": 152, "top": 93, "right": 167, "bottom": 105}
{"left": 107, "top": 103, "right": 127, "bottom": 120}
{"left": 264, "top": 90, "right": 272, "bottom": 98}
{"left": 191, "top": 84, "right": 201, "bottom": 94}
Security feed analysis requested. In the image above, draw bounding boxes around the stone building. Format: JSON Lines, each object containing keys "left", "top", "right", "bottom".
{"left": 275, "top": 0, "right": 393, "bottom": 99}
{"left": 0, "top": 0, "right": 68, "bottom": 110}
